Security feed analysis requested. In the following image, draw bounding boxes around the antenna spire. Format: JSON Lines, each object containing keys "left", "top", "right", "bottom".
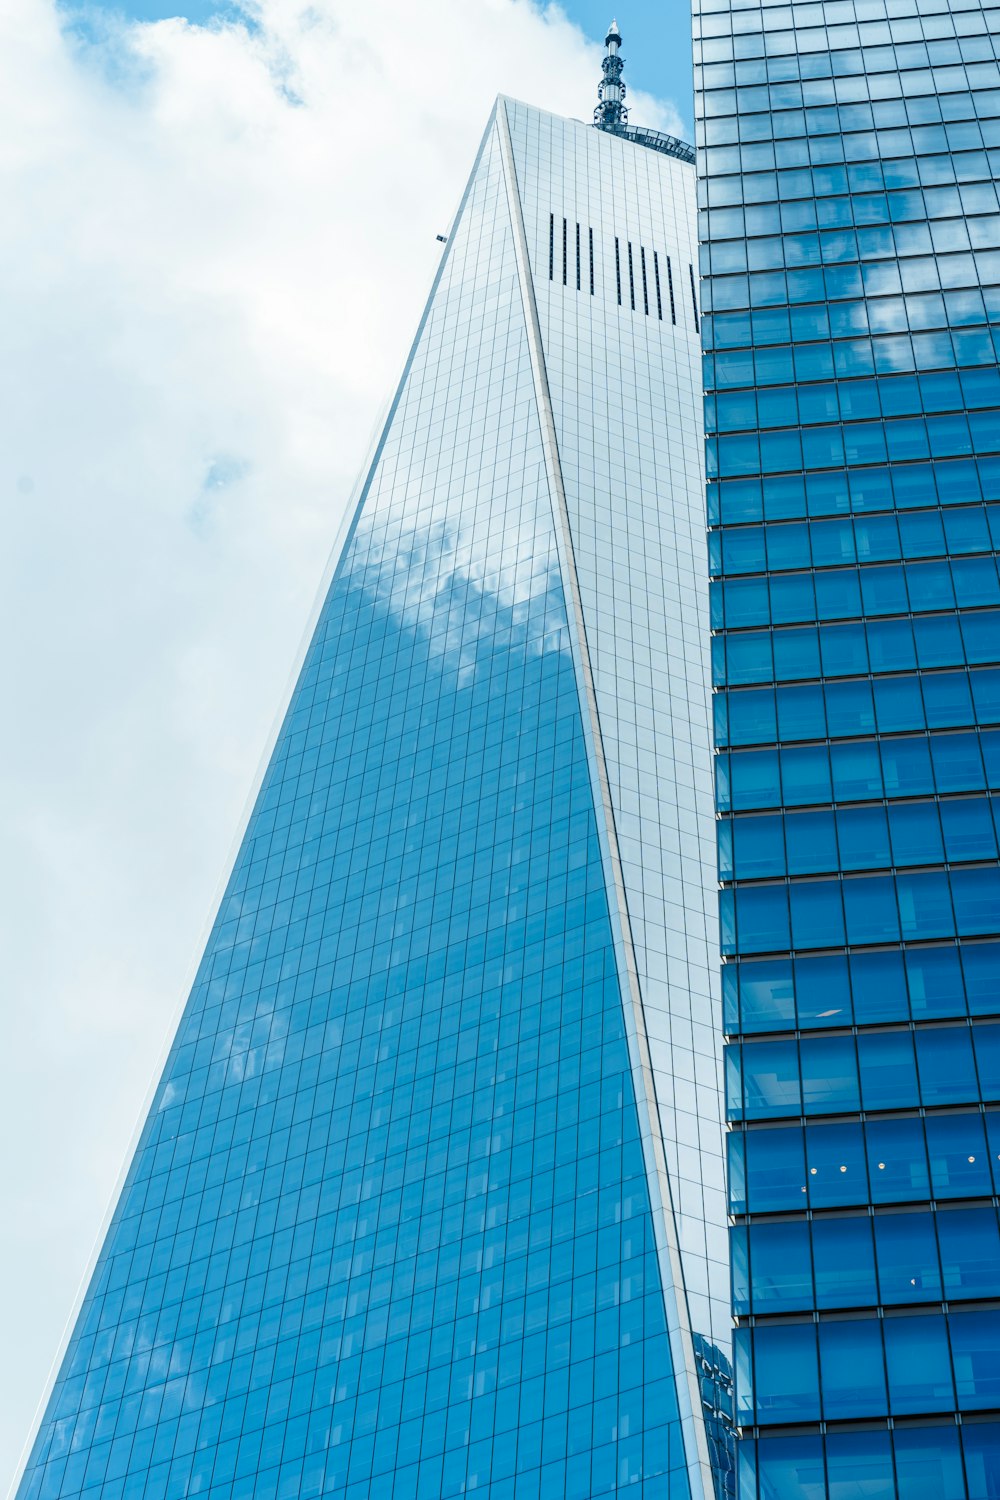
{"left": 594, "top": 19, "right": 628, "bottom": 132}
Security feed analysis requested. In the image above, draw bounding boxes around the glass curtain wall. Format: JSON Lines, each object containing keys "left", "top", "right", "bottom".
{"left": 15, "top": 97, "right": 726, "bottom": 1500}
{"left": 694, "top": 0, "right": 1000, "bottom": 1494}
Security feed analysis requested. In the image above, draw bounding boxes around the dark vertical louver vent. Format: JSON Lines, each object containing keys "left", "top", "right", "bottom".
{"left": 576, "top": 222, "right": 581, "bottom": 291}
{"left": 549, "top": 214, "right": 554, "bottom": 281}
{"left": 589, "top": 227, "right": 595, "bottom": 294}
{"left": 562, "top": 219, "right": 568, "bottom": 285}
{"left": 627, "top": 241, "right": 636, "bottom": 310}
{"left": 640, "top": 247, "right": 650, "bottom": 317}
{"left": 547, "top": 214, "right": 683, "bottom": 329}
{"left": 615, "top": 237, "right": 622, "bottom": 306}
{"left": 689, "top": 263, "right": 700, "bottom": 331}
{"left": 666, "top": 256, "right": 676, "bottom": 324}
{"left": 653, "top": 251, "right": 664, "bottom": 320}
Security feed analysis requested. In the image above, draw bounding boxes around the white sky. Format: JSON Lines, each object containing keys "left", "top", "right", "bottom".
{"left": 0, "top": 0, "right": 679, "bottom": 1489}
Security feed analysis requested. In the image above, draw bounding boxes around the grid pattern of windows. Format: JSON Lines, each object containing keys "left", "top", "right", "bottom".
{"left": 507, "top": 101, "right": 730, "bottom": 1497}
{"left": 15, "top": 102, "right": 717, "bottom": 1500}
{"left": 695, "top": 0, "right": 1000, "bottom": 1492}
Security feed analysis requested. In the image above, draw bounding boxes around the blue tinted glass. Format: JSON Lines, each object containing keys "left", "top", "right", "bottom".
{"left": 753, "top": 1325, "right": 820, "bottom": 1426}
{"left": 831, "top": 741, "right": 882, "bottom": 800}
{"left": 866, "top": 1117, "right": 929, "bottom": 1206}
{"left": 925, "top": 1113, "right": 991, "bottom": 1201}
{"left": 953, "top": 868, "right": 1000, "bottom": 937}
{"left": 744, "top": 1129, "right": 806, "bottom": 1215}
{"left": 747, "top": 1222, "right": 811, "bottom": 1313}
{"left": 893, "top": 1427, "right": 964, "bottom": 1500}
{"left": 755, "top": 1436, "right": 825, "bottom": 1500}
{"left": 810, "top": 1217, "right": 876, "bottom": 1311}
{"left": 915, "top": 1027, "right": 979, "bottom": 1105}
{"left": 963, "top": 1423, "right": 1000, "bottom": 1500}
{"left": 790, "top": 881, "right": 845, "bottom": 949}
{"left": 740, "top": 1041, "right": 800, "bottom": 1120}
{"left": 951, "top": 1311, "right": 1000, "bottom": 1411}
{"left": 776, "top": 683, "right": 825, "bottom": 740}
{"left": 795, "top": 955, "right": 851, "bottom": 1030}
{"left": 734, "top": 815, "right": 785, "bottom": 878}
{"left": 806, "top": 1122, "right": 867, "bottom": 1210}
{"left": 858, "top": 1032, "right": 918, "bottom": 1111}
{"left": 937, "top": 1208, "right": 1000, "bottom": 1301}
{"left": 735, "top": 886, "right": 791, "bottom": 955}
{"left": 836, "top": 806, "right": 890, "bottom": 872}
{"left": 975, "top": 1023, "right": 1000, "bottom": 1101}
{"left": 800, "top": 1036, "right": 859, "bottom": 1116}
{"left": 884, "top": 1315, "right": 954, "bottom": 1415}
{"left": 850, "top": 951, "right": 908, "bottom": 1026}
{"left": 874, "top": 1212, "right": 941, "bottom": 1305}
{"left": 739, "top": 960, "right": 795, "bottom": 1033}
{"left": 906, "top": 947, "right": 966, "bottom": 1020}
{"left": 963, "top": 944, "right": 1000, "bottom": 1017}
{"left": 780, "top": 746, "right": 832, "bottom": 806}
{"left": 888, "top": 801, "right": 944, "bottom": 866}
{"left": 785, "top": 811, "right": 838, "bottom": 875}
{"left": 843, "top": 877, "right": 900, "bottom": 945}
{"left": 941, "top": 798, "right": 998, "bottom": 861}
{"left": 819, "top": 1321, "right": 886, "bottom": 1419}
{"left": 826, "top": 1431, "right": 894, "bottom": 1500}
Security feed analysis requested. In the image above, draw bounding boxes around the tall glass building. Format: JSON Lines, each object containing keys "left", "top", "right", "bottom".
{"left": 696, "top": 0, "right": 1000, "bottom": 1493}
{"left": 16, "top": 40, "right": 734, "bottom": 1500}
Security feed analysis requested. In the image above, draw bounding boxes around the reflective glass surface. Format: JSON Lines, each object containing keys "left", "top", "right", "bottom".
{"left": 696, "top": 0, "right": 1000, "bottom": 1490}
{"left": 16, "top": 100, "right": 725, "bottom": 1500}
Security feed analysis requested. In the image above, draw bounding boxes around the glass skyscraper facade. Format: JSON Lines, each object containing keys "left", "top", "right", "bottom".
{"left": 695, "top": 0, "right": 1000, "bottom": 1492}
{"left": 16, "top": 78, "right": 733, "bottom": 1500}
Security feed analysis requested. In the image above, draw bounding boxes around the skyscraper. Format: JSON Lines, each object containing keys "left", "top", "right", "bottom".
{"left": 16, "top": 35, "right": 733, "bottom": 1500}
{"left": 696, "top": 0, "right": 1000, "bottom": 1493}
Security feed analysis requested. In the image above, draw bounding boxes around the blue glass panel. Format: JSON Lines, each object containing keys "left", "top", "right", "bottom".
{"left": 850, "top": 951, "right": 907, "bottom": 1026}
{"left": 974, "top": 1022, "right": 1000, "bottom": 1101}
{"left": 888, "top": 802, "right": 944, "bottom": 867}
{"left": 818, "top": 1320, "right": 886, "bottom": 1419}
{"left": 743, "top": 1128, "right": 807, "bottom": 1214}
{"left": 755, "top": 1436, "right": 825, "bottom": 1500}
{"left": 858, "top": 1032, "right": 918, "bottom": 1111}
{"left": 893, "top": 1427, "right": 964, "bottom": 1500}
{"left": 937, "top": 1208, "right": 1000, "bottom": 1302}
{"left": 874, "top": 1212, "right": 941, "bottom": 1305}
{"left": 734, "top": 886, "right": 790, "bottom": 955}
{"left": 785, "top": 811, "right": 838, "bottom": 876}
{"left": 790, "top": 881, "right": 845, "bottom": 949}
{"left": 915, "top": 1027, "right": 978, "bottom": 1105}
{"left": 843, "top": 876, "right": 900, "bottom": 945}
{"left": 826, "top": 1431, "right": 894, "bottom": 1500}
{"left": 800, "top": 1036, "right": 859, "bottom": 1116}
{"left": 951, "top": 1311, "right": 1000, "bottom": 1411}
{"left": 962, "top": 1423, "right": 1000, "bottom": 1500}
{"left": 953, "top": 868, "right": 1000, "bottom": 937}
{"left": 963, "top": 944, "right": 1000, "bottom": 1017}
{"left": 746, "top": 1223, "right": 811, "bottom": 1313}
{"left": 806, "top": 1122, "right": 868, "bottom": 1209}
{"left": 810, "top": 1218, "right": 876, "bottom": 1311}
{"left": 752, "top": 1325, "right": 820, "bottom": 1426}
{"left": 795, "top": 955, "right": 851, "bottom": 1029}
{"left": 884, "top": 1315, "right": 955, "bottom": 1415}
{"left": 739, "top": 1041, "right": 800, "bottom": 1120}
{"left": 739, "top": 960, "right": 795, "bottom": 1033}
{"left": 926, "top": 1113, "right": 992, "bottom": 1200}
{"left": 906, "top": 947, "right": 966, "bottom": 1020}
{"left": 866, "top": 1117, "right": 930, "bottom": 1206}
{"left": 836, "top": 806, "right": 890, "bottom": 872}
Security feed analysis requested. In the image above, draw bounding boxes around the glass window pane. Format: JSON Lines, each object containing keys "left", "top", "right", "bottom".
{"left": 883, "top": 1314, "right": 955, "bottom": 1415}
{"left": 819, "top": 1320, "right": 886, "bottom": 1419}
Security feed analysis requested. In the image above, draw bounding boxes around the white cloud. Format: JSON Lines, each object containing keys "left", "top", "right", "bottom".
{"left": 0, "top": 0, "right": 681, "bottom": 1487}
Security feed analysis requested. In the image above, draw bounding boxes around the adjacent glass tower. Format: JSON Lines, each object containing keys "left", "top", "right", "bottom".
{"left": 696, "top": 0, "right": 1000, "bottom": 1493}
{"left": 16, "top": 51, "right": 732, "bottom": 1500}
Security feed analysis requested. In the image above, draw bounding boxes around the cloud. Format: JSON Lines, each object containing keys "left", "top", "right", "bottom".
{"left": 0, "top": 0, "right": 681, "bottom": 1487}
